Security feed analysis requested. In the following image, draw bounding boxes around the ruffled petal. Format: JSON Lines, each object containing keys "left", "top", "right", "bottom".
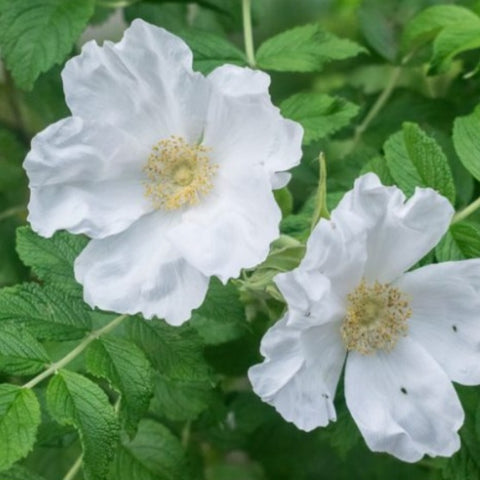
{"left": 275, "top": 270, "right": 345, "bottom": 328}
{"left": 25, "top": 116, "right": 151, "bottom": 238}
{"left": 345, "top": 337, "right": 464, "bottom": 462}
{"left": 396, "top": 260, "right": 480, "bottom": 385}
{"left": 300, "top": 211, "right": 368, "bottom": 298}
{"left": 205, "top": 65, "right": 303, "bottom": 189}
{"left": 248, "top": 316, "right": 304, "bottom": 398}
{"left": 74, "top": 211, "right": 209, "bottom": 325}
{"left": 168, "top": 165, "right": 280, "bottom": 282}
{"left": 63, "top": 19, "right": 210, "bottom": 145}
{"left": 249, "top": 317, "right": 345, "bottom": 431}
{"left": 333, "top": 174, "right": 454, "bottom": 283}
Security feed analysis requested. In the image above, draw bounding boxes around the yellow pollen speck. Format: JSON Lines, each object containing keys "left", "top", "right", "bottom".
{"left": 340, "top": 280, "right": 411, "bottom": 355}
{"left": 143, "top": 135, "right": 217, "bottom": 210}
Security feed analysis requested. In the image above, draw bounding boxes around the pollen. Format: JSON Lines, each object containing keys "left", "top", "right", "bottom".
{"left": 143, "top": 135, "right": 217, "bottom": 210}
{"left": 341, "top": 280, "right": 411, "bottom": 355}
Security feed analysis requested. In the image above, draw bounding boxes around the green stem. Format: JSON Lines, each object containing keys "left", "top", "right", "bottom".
{"left": 0, "top": 205, "right": 25, "bottom": 222}
{"left": 23, "top": 314, "right": 127, "bottom": 389}
{"left": 353, "top": 65, "right": 402, "bottom": 145}
{"left": 311, "top": 152, "right": 329, "bottom": 230}
{"left": 242, "top": 0, "right": 256, "bottom": 67}
{"left": 452, "top": 197, "right": 480, "bottom": 224}
{"left": 63, "top": 455, "right": 83, "bottom": 480}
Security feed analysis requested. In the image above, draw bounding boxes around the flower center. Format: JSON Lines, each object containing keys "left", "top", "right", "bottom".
{"left": 340, "top": 280, "right": 411, "bottom": 355}
{"left": 143, "top": 135, "right": 217, "bottom": 210}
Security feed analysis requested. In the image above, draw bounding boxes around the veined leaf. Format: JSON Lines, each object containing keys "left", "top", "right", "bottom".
{"left": 86, "top": 336, "right": 154, "bottom": 436}
{"left": 280, "top": 93, "right": 359, "bottom": 145}
{"left": 430, "top": 21, "right": 480, "bottom": 74}
{"left": 435, "top": 222, "right": 480, "bottom": 262}
{"left": 384, "top": 122, "right": 456, "bottom": 203}
{"left": 16, "top": 226, "right": 87, "bottom": 298}
{"left": 0, "top": 283, "right": 91, "bottom": 340}
{"left": 128, "top": 318, "right": 216, "bottom": 420}
{"left": 0, "top": 385, "right": 41, "bottom": 472}
{"left": 190, "top": 278, "right": 248, "bottom": 345}
{"left": 0, "top": 324, "right": 50, "bottom": 375}
{"left": 180, "top": 29, "right": 246, "bottom": 74}
{"left": 0, "top": 465, "right": 48, "bottom": 480}
{"left": 47, "top": 370, "right": 119, "bottom": 480}
{"left": 110, "top": 419, "right": 187, "bottom": 480}
{"left": 0, "top": 0, "right": 95, "bottom": 89}
{"left": 256, "top": 24, "right": 365, "bottom": 72}
{"left": 453, "top": 105, "right": 480, "bottom": 182}
{"left": 402, "top": 5, "right": 480, "bottom": 52}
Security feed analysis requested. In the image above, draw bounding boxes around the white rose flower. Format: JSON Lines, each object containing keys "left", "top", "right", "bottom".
{"left": 249, "top": 173, "right": 480, "bottom": 462}
{"left": 24, "top": 19, "right": 303, "bottom": 325}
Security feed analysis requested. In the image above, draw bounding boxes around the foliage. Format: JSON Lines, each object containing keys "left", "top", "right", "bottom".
{"left": 0, "top": 0, "right": 480, "bottom": 478}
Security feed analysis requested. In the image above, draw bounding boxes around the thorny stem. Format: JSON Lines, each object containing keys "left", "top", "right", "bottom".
{"left": 63, "top": 455, "right": 83, "bottom": 480}
{"left": 242, "top": 0, "right": 256, "bottom": 67}
{"left": 311, "top": 152, "right": 329, "bottom": 230}
{"left": 452, "top": 197, "right": 480, "bottom": 224}
{"left": 0, "top": 205, "right": 25, "bottom": 222}
{"left": 23, "top": 314, "right": 128, "bottom": 389}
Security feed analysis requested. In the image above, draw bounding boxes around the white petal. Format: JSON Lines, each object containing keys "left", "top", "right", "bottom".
{"left": 345, "top": 337, "right": 464, "bottom": 462}
{"left": 205, "top": 65, "right": 303, "bottom": 188}
{"left": 274, "top": 270, "right": 345, "bottom": 328}
{"left": 168, "top": 165, "right": 280, "bottom": 281}
{"left": 301, "top": 212, "right": 368, "bottom": 298}
{"left": 333, "top": 173, "right": 454, "bottom": 282}
{"left": 208, "top": 64, "right": 271, "bottom": 97}
{"left": 63, "top": 19, "right": 209, "bottom": 145}
{"left": 249, "top": 317, "right": 345, "bottom": 431}
{"left": 25, "top": 117, "right": 151, "bottom": 238}
{"left": 74, "top": 212, "right": 209, "bottom": 325}
{"left": 248, "top": 316, "right": 304, "bottom": 398}
{"left": 396, "top": 259, "right": 480, "bottom": 385}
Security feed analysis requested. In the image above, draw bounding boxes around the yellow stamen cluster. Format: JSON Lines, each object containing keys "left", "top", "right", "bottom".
{"left": 143, "top": 135, "right": 217, "bottom": 210}
{"left": 341, "top": 280, "right": 411, "bottom": 355}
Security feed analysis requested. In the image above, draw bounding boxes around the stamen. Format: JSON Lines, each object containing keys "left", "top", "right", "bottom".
{"left": 341, "top": 280, "right": 411, "bottom": 355}
{"left": 143, "top": 135, "right": 217, "bottom": 210}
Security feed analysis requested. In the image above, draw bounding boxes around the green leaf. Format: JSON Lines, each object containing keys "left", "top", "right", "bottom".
{"left": 0, "top": 283, "right": 91, "bottom": 340}
{"left": 180, "top": 29, "right": 246, "bottom": 74}
{"left": 280, "top": 93, "right": 359, "bottom": 145}
{"left": 128, "top": 319, "right": 216, "bottom": 421}
{"left": 190, "top": 279, "right": 248, "bottom": 345}
{"left": 16, "top": 226, "right": 88, "bottom": 297}
{"left": 86, "top": 336, "right": 154, "bottom": 435}
{"left": 47, "top": 370, "right": 119, "bottom": 480}
{"left": 124, "top": 3, "right": 188, "bottom": 34}
{"left": 110, "top": 419, "right": 187, "bottom": 480}
{"left": 0, "top": 385, "right": 41, "bottom": 472}
{"left": 443, "top": 386, "right": 480, "bottom": 480}
{"left": 383, "top": 122, "right": 456, "bottom": 203}
{"left": 402, "top": 5, "right": 480, "bottom": 52}
{"left": 256, "top": 24, "right": 365, "bottom": 72}
{"left": 0, "top": 465, "right": 48, "bottom": 480}
{"left": 429, "top": 21, "right": 480, "bottom": 74}
{"left": 453, "top": 105, "right": 480, "bottom": 183}
{"left": 435, "top": 222, "right": 480, "bottom": 262}
{"left": 0, "top": 324, "right": 50, "bottom": 375}
{"left": 274, "top": 187, "right": 293, "bottom": 217}
{"left": 151, "top": 371, "right": 219, "bottom": 422}
{"left": 358, "top": 0, "right": 400, "bottom": 62}
{"left": 361, "top": 156, "right": 395, "bottom": 186}
{"left": 0, "top": 0, "right": 95, "bottom": 89}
